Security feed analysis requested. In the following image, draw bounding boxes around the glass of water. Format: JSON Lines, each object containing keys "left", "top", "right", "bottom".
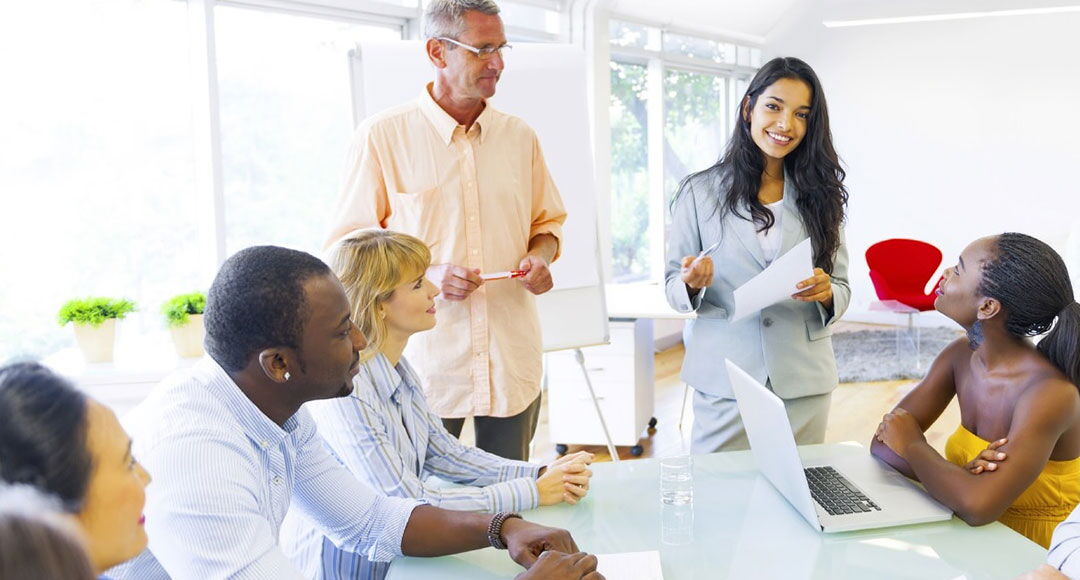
{"left": 660, "top": 455, "right": 693, "bottom": 505}
{"left": 660, "top": 502, "right": 695, "bottom": 545}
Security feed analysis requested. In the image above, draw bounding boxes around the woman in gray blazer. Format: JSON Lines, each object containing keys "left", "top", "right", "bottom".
{"left": 665, "top": 57, "right": 851, "bottom": 454}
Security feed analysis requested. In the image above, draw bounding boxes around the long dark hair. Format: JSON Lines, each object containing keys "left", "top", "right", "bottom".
{"left": 979, "top": 233, "right": 1080, "bottom": 386}
{"left": 675, "top": 56, "right": 848, "bottom": 272}
{"left": 0, "top": 363, "right": 93, "bottom": 513}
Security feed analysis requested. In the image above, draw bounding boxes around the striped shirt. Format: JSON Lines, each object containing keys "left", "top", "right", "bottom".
{"left": 1049, "top": 504, "right": 1080, "bottom": 576}
{"left": 280, "top": 353, "right": 541, "bottom": 579}
{"left": 107, "top": 357, "right": 422, "bottom": 580}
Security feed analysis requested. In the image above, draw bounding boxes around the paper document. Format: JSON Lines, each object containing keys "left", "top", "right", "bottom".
{"left": 731, "top": 237, "right": 814, "bottom": 322}
{"left": 596, "top": 550, "right": 664, "bottom": 580}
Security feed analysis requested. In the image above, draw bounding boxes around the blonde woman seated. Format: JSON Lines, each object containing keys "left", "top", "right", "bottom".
{"left": 281, "top": 229, "right": 593, "bottom": 580}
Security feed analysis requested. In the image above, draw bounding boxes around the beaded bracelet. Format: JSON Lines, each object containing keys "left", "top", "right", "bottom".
{"left": 487, "top": 512, "right": 523, "bottom": 550}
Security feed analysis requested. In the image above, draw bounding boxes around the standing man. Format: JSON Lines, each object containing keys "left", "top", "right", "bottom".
{"left": 326, "top": 0, "right": 566, "bottom": 461}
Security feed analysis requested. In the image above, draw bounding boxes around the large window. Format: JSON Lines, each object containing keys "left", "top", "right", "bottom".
{"left": 216, "top": 7, "right": 401, "bottom": 256}
{"left": 609, "top": 61, "right": 651, "bottom": 281}
{"left": 0, "top": 0, "right": 572, "bottom": 364}
{"left": 608, "top": 19, "right": 760, "bottom": 283}
{"left": 0, "top": 0, "right": 408, "bottom": 363}
{"left": 0, "top": 0, "right": 200, "bottom": 361}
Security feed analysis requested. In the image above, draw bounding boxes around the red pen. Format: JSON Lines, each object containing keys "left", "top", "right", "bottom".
{"left": 480, "top": 269, "right": 527, "bottom": 281}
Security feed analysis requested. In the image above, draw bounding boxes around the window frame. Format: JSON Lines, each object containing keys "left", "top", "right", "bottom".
{"left": 608, "top": 15, "right": 759, "bottom": 284}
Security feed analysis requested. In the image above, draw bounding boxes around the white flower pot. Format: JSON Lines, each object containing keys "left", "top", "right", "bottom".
{"left": 170, "top": 314, "right": 205, "bottom": 359}
{"left": 72, "top": 319, "right": 117, "bottom": 364}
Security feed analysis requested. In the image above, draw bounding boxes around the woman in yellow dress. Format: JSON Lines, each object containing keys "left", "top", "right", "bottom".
{"left": 872, "top": 233, "right": 1080, "bottom": 547}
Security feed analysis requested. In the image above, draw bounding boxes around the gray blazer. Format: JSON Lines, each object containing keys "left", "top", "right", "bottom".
{"left": 664, "top": 168, "right": 850, "bottom": 400}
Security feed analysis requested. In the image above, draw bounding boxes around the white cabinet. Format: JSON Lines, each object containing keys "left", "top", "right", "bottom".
{"left": 545, "top": 321, "right": 656, "bottom": 451}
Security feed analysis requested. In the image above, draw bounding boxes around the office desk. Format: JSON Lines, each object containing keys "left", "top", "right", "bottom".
{"left": 388, "top": 443, "right": 1046, "bottom": 579}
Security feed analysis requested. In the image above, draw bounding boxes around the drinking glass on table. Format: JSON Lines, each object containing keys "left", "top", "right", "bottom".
{"left": 660, "top": 455, "right": 693, "bottom": 505}
{"left": 660, "top": 502, "right": 695, "bottom": 545}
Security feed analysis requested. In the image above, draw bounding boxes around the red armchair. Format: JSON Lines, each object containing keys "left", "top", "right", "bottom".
{"left": 865, "top": 239, "right": 944, "bottom": 312}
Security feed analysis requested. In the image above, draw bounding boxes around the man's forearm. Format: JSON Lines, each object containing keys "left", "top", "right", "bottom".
{"left": 400, "top": 505, "right": 491, "bottom": 556}
{"left": 528, "top": 233, "right": 558, "bottom": 264}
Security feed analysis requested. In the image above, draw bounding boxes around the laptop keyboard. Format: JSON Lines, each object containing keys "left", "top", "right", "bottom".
{"left": 804, "top": 466, "right": 882, "bottom": 516}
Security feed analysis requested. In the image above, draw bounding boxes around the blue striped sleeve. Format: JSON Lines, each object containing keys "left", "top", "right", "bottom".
{"left": 290, "top": 409, "right": 421, "bottom": 563}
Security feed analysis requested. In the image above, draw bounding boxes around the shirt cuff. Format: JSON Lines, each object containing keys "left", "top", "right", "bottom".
{"left": 498, "top": 460, "right": 543, "bottom": 482}
{"left": 368, "top": 496, "right": 426, "bottom": 562}
{"left": 489, "top": 477, "right": 541, "bottom": 512}
{"left": 529, "top": 225, "right": 563, "bottom": 262}
{"left": 671, "top": 280, "right": 706, "bottom": 314}
{"left": 815, "top": 300, "right": 835, "bottom": 327}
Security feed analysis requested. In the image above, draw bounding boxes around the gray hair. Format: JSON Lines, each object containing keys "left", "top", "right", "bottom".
{"left": 424, "top": 0, "right": 501, "bottom": 39}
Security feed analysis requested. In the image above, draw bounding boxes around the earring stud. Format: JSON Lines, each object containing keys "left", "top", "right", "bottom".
{"left": 284, "top": 372, "right": 291, "bottom": 381}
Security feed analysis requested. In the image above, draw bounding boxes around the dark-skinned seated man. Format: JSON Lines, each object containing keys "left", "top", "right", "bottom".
{"left": 109, "top": 245, "right": 602, "bottom": 580}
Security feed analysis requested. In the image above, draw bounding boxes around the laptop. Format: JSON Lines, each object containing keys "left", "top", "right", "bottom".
{"left": 725, "top": 359, "right": 952, "bottom": 533}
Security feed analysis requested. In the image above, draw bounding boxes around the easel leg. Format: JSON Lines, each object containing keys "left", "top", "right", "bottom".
{"left": 574, "top": 348, "right": 620, "bottom": 462}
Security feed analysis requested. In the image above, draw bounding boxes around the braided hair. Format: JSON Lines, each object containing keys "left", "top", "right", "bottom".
{"left": 979, "top": 232, "right": 1080, "bottom": 386}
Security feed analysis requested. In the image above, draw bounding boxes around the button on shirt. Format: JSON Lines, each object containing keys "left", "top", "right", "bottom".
{"left": 280, "top": 353, "right": 541, "bottom": 579}
{"left": 326, "top": 84, "right": 567, "bottom": 418}
{"left": 108, "top": 358, "right": 421, "bottom": 580}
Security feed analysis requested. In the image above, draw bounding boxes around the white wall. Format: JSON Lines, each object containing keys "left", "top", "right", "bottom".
{"left": 766, "top": 4, "right": 1080, "bottom": 325}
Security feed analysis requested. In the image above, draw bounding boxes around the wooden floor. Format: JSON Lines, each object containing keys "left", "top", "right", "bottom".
{"left": 461, "top": 322, "right": 961, "bottom": 464}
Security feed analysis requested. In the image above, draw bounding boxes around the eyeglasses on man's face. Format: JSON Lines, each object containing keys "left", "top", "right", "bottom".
{"left": 435, "top": 36, "right": 512, "bottom": 60}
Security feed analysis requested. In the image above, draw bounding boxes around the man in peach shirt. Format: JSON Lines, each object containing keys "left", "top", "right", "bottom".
{"left": 325, "top": 0, "right": 566, "bottom": 461}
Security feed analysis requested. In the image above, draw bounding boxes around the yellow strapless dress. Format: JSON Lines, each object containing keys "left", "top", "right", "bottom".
{"left": 945, "top": 424, "right": 1080, "bottom": 547}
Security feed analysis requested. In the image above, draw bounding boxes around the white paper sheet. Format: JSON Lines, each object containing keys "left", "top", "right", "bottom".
{"left": 595, "top": 550, "right": 665, "bottom": 580}
{"left": 731, "top": 237, "right": 814, "bottom": 322}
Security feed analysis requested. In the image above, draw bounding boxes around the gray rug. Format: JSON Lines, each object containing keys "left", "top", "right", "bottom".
{"left": 832, "top": 327, "right": 965, "bottom": 382}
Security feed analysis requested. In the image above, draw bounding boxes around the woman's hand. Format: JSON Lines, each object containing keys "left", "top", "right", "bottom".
{"left": 874, "top": 408, "right": 926, "bottom": 459}
{"left": 680, "top": 255, "right": 714, "bottom": 290}
{"left": 965, "top": 438, "right": 1008, "bottom": 475}
{"left": 793, "top": 267, "right": 833, "bottom": 308}
{"left": 537, "top": 451, "right": 594, "bottom": 506}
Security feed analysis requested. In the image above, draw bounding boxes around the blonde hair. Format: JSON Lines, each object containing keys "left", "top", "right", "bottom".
{"left": 328, "top": 230, "right": 432, "bottom": 360}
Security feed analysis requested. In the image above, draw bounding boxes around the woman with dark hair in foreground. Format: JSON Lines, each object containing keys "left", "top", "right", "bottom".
{"left": 873, "top": 233, "right": 1080, "bottom": 548}
{"left": 0, "top": 362, "right": 151, "bottom": 575}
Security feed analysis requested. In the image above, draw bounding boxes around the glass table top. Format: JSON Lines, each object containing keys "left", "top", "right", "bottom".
{"left": 387, "top": 443, "right": 1047, "bottom": 579}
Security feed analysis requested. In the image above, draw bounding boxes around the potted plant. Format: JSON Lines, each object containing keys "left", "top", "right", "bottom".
{"left": 162, "top": 291, "right": 206, "bottom": 359}
{"left": 57, "top": 297, "right": 137, "bottom": 363}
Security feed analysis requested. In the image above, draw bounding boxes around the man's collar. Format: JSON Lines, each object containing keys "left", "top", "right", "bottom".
{"left": 200, "top": 357, "right": 299, "bottom": 443}
{"left": 418, "top": 82, "right": 495, "bottom": 146}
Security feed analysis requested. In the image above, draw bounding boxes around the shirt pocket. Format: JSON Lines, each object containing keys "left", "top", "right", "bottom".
{"left": 387, "top": 187, "right": 448, "bottom": 240}
{"left": 805, "top": 317, "right": 833, "bottom": 342}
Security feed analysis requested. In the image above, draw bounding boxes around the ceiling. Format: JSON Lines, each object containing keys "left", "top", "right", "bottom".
{"left": 606, "top": 0, "right": 805, "bottom": 42}
{"left": 604, "top": 0, "right": 1080, "bottom": 40}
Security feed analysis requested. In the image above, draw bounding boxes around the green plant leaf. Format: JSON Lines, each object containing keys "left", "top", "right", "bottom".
{"left": 161, "top": 291, "right": 206, "bottom": 328}
{"left": 57, "top": 297, "right": 137, "bottom": 327}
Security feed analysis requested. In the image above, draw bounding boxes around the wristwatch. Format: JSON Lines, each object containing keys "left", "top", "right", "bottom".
{"left": 486, "top": 512, "right": 523, "bottom": 549}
